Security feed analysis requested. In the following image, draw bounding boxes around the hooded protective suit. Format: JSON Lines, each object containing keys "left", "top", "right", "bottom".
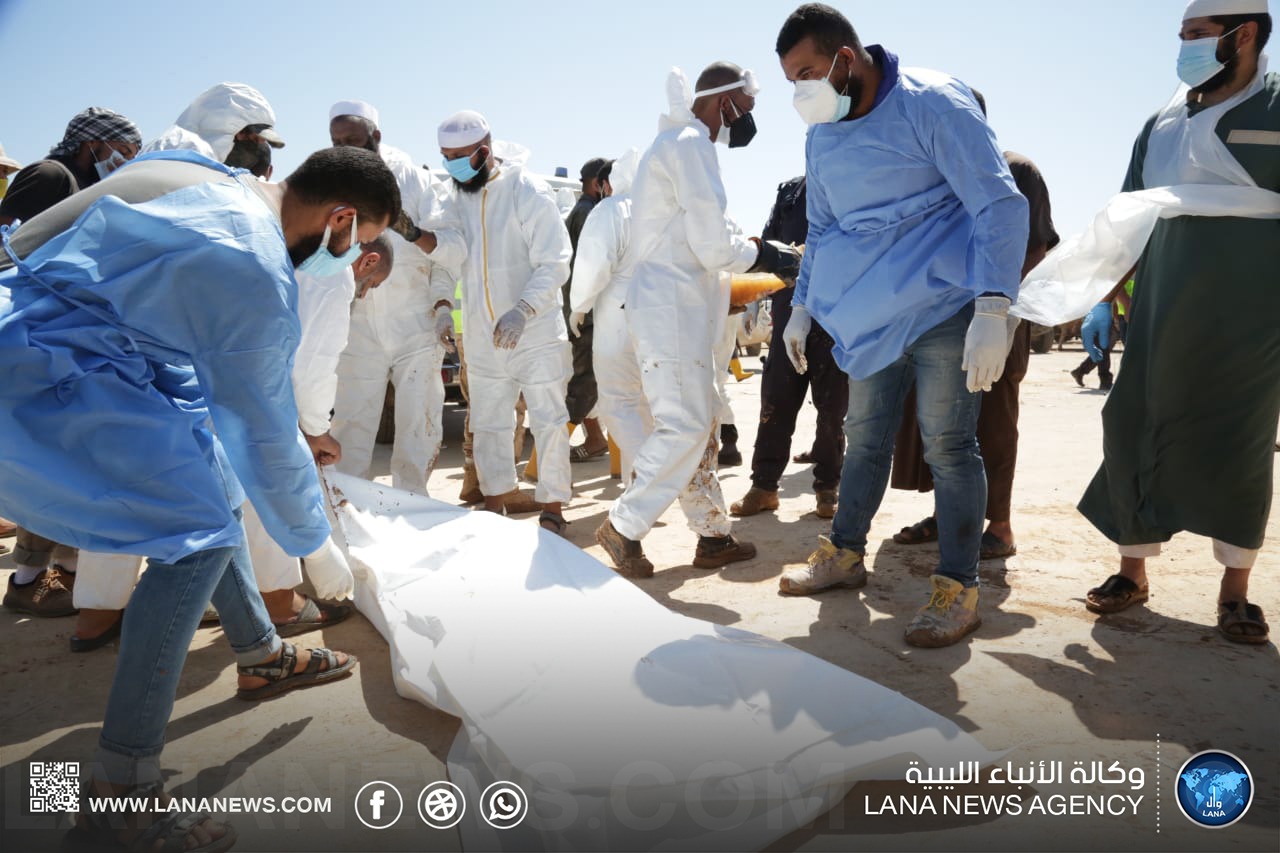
{"left": 145, "top": 82, "right": 282, "bottom": 162}
{"left": 0, "top": 150, "right": 328, "bottom": 561}
{"left": 605, "top": 107, "right": 759, "bottom": 542}
{"left": 435, "top": 143, "right": 573, "bottom": 503}
{"left": 330, "top": 144, "right": 458, "bottom": 495}
{"left": 570, "top": 149, "right": 645, "bottom": 477}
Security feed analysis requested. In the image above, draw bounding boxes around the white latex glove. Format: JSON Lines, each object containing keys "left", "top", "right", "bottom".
{"left": 1004, "top": 313, "right": 1022, "bottom": 357}
{"left": 303, "top": 535, "right": 354, "bottom": 601}
{"left": 493, "top": 300, "right": 535, "bottom": 349}
{"left": 782, "top": 305, "right": 812, "bottom": 374}
{"left": 963, "top": 296, "right": 1012, "bottom": 392}
{"left": 434, "top": 306, "right": 456, "bottom": 353}
{"left": 569, "top": 311, "right": 586, "bottom": 338}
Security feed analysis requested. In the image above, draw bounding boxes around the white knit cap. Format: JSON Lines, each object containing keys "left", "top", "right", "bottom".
{"left": 438, "top": 110, "right": 490, "bottom": 148}
{"left": 329, "top": 99, "right": 380, "bottom": 128}
{"left": 1184, "top": 0, "right": 1269, "bottom": 20}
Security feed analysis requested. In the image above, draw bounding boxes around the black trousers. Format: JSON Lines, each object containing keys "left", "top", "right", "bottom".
{"left": 749, "top": 297, "right": 849, "bottom": 492}
{"left": 565, "top": 321, "right": 598, "bottom": 425}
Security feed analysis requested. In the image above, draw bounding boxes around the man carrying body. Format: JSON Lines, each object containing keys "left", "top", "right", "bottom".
{"left": 593, "top": 62, "right": 800, "bottom": 576}
{"left": 1081, "top": 0, "right": 1278, "bottom": 645}
{"left": 0, "top": 145, "right": 393, "bottom": 849}
{"left": 0, "top": 107, "right": 142, "bottom": 618}
{"left": 328, "top": 99, "right": 459, "bottom": 495}
{"left": 434, "top": 110, "right": 574, "bottom": 534}
{"left": 774, "top": 4, "right": 1028, "bottom": 648}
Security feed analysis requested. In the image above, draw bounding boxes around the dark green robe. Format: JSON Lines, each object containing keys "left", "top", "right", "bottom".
{"left": 1079, "top": 73, "right": 1280, "bottom": 550}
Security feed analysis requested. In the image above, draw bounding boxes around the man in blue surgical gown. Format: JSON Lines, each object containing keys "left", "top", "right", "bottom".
{"left": 774, "top": 4, "right": 1028, "bottom": 648}
{"left": 0, "top": 146, "right": 399, "bottom": 849}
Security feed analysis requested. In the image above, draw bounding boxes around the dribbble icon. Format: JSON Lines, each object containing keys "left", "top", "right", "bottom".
{"left": 481, "top": 781, "right": 528, "bottom": 829}
{"left": 1175, "top": 750, "right": 1253, "bottom": 828}
{"left": 355, "top": 780, "right": 404, "bottom": 830}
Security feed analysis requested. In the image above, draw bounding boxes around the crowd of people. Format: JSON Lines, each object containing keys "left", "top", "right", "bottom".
{"left": 0, "top": 0, "right": 1275, "bottom": 849}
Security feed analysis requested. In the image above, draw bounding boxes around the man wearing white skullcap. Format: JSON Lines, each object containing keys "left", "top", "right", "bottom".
{"left": 433, "top": 110, "right": 575, "bottom": 535}
{"left": 326, "top": 100, "right": 460, "bottom": 501}
{"left": 1079, "top": 0, "right": 1278, "bottom": 646}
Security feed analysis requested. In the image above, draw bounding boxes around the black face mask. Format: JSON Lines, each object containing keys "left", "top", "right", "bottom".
{"left": 723, "top": 100, "right": 757, "bottom": 149}
{"left": 728, "top": 110, "right": 757, "bottom": 148}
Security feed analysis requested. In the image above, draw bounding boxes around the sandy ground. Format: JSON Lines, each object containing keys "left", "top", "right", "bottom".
{"left": 2, "top": 346, "right": 1277, "bottom": 853}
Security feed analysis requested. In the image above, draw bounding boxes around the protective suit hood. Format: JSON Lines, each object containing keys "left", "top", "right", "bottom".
{"left": 491, "top": 139, "right": 531, "bottom": 170}
{"left": 148, "top": 82, "right": 280, "bottom": 163}
{"left": 607, "top": 148, "right": 641, "bottom": 196}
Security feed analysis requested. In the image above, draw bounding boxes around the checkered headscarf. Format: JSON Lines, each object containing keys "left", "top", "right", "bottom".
{"left": 48, "top": 107, "right": 142, "bottom": 157}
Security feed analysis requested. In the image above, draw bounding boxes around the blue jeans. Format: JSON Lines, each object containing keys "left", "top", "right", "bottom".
{"left": 831, "top": 305, "right": 985, "bottom": 585}
{"left": 94, "top": 514, "right": 281, "bottom": 786}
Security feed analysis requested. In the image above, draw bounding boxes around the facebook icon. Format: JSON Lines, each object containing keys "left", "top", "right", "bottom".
{"left": 355, "top": 781, "right": 402, "bottom": 829}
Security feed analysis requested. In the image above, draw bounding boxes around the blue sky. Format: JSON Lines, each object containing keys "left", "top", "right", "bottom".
{"left": 1, "top": 0, "right": 1190, "bottom": 237}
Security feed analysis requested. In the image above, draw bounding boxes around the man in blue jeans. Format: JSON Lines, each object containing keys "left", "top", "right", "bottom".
{"left": 0, "top": 146, "right": 401, "bottom": 850}
{"left": 774, "top": 4, "right": 1028, "bottom": 647}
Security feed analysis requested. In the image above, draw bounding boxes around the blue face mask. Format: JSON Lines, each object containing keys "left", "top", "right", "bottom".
{"left": 1177, "top": 25, "right": 1241, "bottom": 88}
{"left": 444, "top": 152, "right": 481, "bottom": 182}
{"left": 298, "top": 209, "right": 361, "bottom": 276}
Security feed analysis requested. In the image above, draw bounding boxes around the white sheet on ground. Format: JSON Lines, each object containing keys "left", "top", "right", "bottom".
{"left": 325, "top": 471, "right": 998, "bottom": 851}
{"left": 1011, "top": 185, "right": 1280, "bottom": 327}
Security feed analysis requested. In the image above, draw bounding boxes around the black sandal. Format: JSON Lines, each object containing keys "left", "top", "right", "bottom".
{"left": 893, "top": 516, "right": 938, "bottom": 545}
{"left": 235, "top": 641, "right": 356, "bottom": 701}
{"left": 1085, "top": 574, "right": 1149, "bottom": 614}
{"left": 539, "top": 511, "right": 569, "bottom": 537}
{"left": 64, "top": 781, "right": 237, "bottom": 852}
{"left": 272, "top": 596, "right": 353, "bottom": 639}
{"left": 1218, "top": 601, "right": 1270, "bottom": 645}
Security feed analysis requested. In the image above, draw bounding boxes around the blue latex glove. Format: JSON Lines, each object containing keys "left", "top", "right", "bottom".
{"left": 1082, "top": 303, "right": 1112, "bottom": 363}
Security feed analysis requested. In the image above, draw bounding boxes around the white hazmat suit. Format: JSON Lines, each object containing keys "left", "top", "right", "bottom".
{"left": 434, "top": 131, "right": 573, "bottom": 504}
{"left": 569, "top": 149, "right": 648, "bottom": 481}
{"left": 605, "top": 104, "right": 759, "bottom": 542}
{"left": 330, "top": 143, "right": 458, "bottom": 495}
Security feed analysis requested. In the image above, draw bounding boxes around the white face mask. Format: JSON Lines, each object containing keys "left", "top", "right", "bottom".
{"left": 92, "top": 145, "right": 129, "bottom": 180}
{"left": 792, "top": 50, "right": 853, "bottom": 125}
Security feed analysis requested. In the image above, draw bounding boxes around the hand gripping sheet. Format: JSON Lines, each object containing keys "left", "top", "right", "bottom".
{"left": 1011, "top": 184, "right": 1280, "bottom": 327}
{"left": 324, "top": 471, "right": 996, "bottom": 851}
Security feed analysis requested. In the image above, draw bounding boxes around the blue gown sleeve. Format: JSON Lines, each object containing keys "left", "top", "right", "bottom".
{"left": 795, "top": 134, "right": 835, "bottom": 309}
{"left": 927, "top": 106, "right": 1029, "bottom": 299}
{"left": 183, "top": 247, "right": 330, "bottom": 557}
{"left": 114, "top": 196, "right": 332, "bottom": 557}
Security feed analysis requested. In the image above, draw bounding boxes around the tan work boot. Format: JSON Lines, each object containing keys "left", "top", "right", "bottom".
{"left": 904, "top": 575, "right": 982, "bottom": 648}
{"left": 779, "top": 536, "right": 866, "bottom": 595}
{"left": 815, "top": 489, "right": 837, "bottom": 519}
{"left": 459, "top": 463, "right": 482, "bottom": 504}
{"left": 730, "top": 487, "right": 779, "bottom": 517}
{"left": 692, "top": 535, "right": 757, "bottom": 569}
{"left": 500, "top": 489, "right": 543, "bottom": 516}
{"left": 3, "top": 567, "right": 77, "bottom": 617}
{"left": 595, "top": 520, "right": 654, "bottom": 578}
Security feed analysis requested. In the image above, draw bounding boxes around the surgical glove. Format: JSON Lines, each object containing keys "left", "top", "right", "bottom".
{"left": 434, "top": 307, "right": 456, "bottom": 353}
{"left": 1081, "top": 302, "right": 1112, "bottom": 363}
{"left": 493, "top": 300, "right": 535, "bottom": 349}
{"left": 569, "top": 311, "right": 587, "bottom": 338}
{"left": 962, "top": 296, "right": 1012, "bottom": 393}
{"left": 783, "top": 305, "right": 812, "bottom": 374}
{"left": 303, "top": 535, "right": 354, "bottom": 601}
{"left": 749, "top": 238, "right": 803, "bottom": 282}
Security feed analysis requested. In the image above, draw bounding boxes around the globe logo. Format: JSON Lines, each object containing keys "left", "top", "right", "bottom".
{"left": 1175, "top": 750, "right": 1253, "bottom": 828}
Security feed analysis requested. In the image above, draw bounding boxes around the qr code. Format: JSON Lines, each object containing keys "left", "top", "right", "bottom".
{"left": 30, "top": 761, "right": 80, "bottom": 813}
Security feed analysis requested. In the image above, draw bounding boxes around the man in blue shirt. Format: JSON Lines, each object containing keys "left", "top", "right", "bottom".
{"left": 774, "top": 4, "right": 1029, "bottom": 648}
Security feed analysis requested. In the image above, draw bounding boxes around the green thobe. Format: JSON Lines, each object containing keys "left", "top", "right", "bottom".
{"left": 1079, "top": 73, "right": 1280, "bottom": 550}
